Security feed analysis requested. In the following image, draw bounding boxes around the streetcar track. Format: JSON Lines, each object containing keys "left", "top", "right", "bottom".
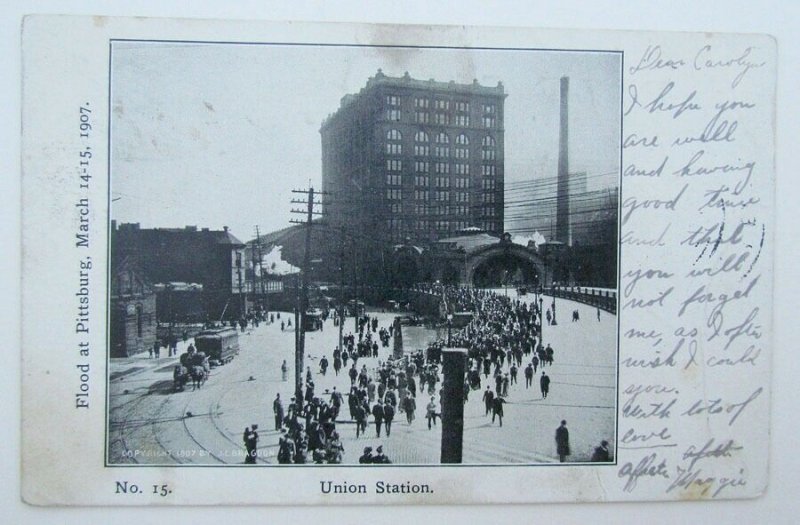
{"left": 108, "top": 393, "right": 151, "bottom": 464}
{"left": 149, "top": 393, "right": 188, "bottom": 465}
{"left": 178, "top": 376, "right": 227, "bottom": 464}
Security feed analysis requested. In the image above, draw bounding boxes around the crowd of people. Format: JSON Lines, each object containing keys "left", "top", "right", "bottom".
{"left": 240, "top": 285, "right": 612, "bottom": 465}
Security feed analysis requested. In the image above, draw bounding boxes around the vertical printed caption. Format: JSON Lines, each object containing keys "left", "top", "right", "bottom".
{"left": 617, "top": 42, "right": 770, "bottom": 499}
{"left": 75, "top": 102, "right": 93, "bottom": 408}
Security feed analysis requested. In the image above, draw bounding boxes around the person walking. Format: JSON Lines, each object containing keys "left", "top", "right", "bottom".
{"left": 244, "top": 424, "right": 259, "bottom": 464}
{"left": 404, "top": 394, "right": 416, "bottom": 424}
{"left": 272, "top": 393, "right": 284, "bottom": 431}
{"left": 372, "top": 401, "right": 385, "bottom": 438}
{"left": 540, "top": 371, "right": 550, "bottom": 399}
{"left": 482, "top": 386, "right": 495, "bottom": 416}
{"left": 383, "top": 401, "right": 395, "bottom": 437}
{"left": 556, "top": 420, "right": 570, "bottom": 462}
{"left": 354, "top": 402, "right": 367, "bottom": 438}
{"left": 277, "top": 430, "right": 295, "bottom": 464}
{"left": 491, "top": 396, "right": 507, "bottom": 427}
{"left": 281, "top": 360, "right": 288, "bottom": 382}
{"left": 426, "top": 396, "right": 439, "bottom": 430}
{"left": 524, "top": 363, "right": 533, "bottom": 389}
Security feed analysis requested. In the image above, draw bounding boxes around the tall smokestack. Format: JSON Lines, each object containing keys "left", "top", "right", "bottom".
{"left": 556, "top": 76, "right": 570, "bottom": 245}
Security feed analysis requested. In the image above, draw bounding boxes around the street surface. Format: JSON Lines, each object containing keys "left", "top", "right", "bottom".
{"left": 108, "top": 291, "right": 616, "bottom": 465}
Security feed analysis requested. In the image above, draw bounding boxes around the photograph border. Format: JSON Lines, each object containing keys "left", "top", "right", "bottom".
{"left": 103, "top": 37, "right": 625, "bottom": 469}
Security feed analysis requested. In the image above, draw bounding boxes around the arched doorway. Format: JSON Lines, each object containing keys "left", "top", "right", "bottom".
{"left": 466, "top": 244, "right": 546, "bottom": 288}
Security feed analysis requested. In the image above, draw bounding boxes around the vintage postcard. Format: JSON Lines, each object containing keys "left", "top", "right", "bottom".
{"left": 21, "top": 16, "right": 774, "bottom": 505}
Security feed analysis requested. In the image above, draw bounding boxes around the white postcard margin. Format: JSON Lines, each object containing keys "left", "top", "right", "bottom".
{"left": 20, "top": 16, "right": 775, "bottom": 505}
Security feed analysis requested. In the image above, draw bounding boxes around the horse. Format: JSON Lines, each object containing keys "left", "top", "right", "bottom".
{"left": 190, "top": 365, "right": 207, "bottom": 390}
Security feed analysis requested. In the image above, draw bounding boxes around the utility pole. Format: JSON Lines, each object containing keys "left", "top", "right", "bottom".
{"left": 290, "top": 187, "right": 326, "bottom": 409}
{"left": 338, "top": 226, "right": 345, "bottom": 354}
{"left": 352, "top": 236, "right": 359, "bottom": 333}
{"left": 254, "top": 225, "right": 267, "bottom": 313}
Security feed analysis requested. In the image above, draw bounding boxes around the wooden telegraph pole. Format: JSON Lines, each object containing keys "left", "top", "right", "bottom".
{"left": 290, "top": 187, "right": 326, "bottom": 409}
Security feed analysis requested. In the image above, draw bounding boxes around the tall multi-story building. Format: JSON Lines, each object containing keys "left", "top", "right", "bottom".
{"left": 320, "top": 69, "right": 507, "bottom": 245}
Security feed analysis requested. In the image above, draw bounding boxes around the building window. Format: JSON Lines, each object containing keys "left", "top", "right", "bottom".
{"left": 414, "top": 131, "right": 430, "bottom": 156}
{"left": 455, "top": 204, "right": 469, "bottom": 215}
{"left": 434, "top": 162, "right": 450, "bottom": 174}
{"left": 455, "top": 102, "right": 470, "bottom": 127}
{"left": 434, "top": 132, "right": 450, "bottom": 158}
{"left": 415, "top": 203, "right": 429, "bottom": 215}
{"left": 416, "top": 219, "right": 429, "bottom": 231}
{"left": 482, "top": 115, "right": 496, "bottom": 128}
{"left": 415, "top": 111, "right": 430, "bottom": 124}
{"left": 414, "top": 175, "right": 429, "bottom": 186}
{"left": 483, "top": 207, "right": 496, "bottom": 217}
{"left": 483, "top": 103, "right": 496, "bottom": 114}
{"left": 454, "top": 163, "right": 469, "bottom": 175}
{"left": 435, "top": 190, "right": 449, "bottom": 201}
{"left": 481, "top": 164, "right": 496, "bottom": 176}
{"left": 391, "top": 203, "right": 402, "bottom": 214}
{"left": 386, "top": 174, "right": 402, "bottom": 186}
{"left": 482, "top": 192, "right": 496, "bottom": 203}
{"left": 435, "top": 176, "right": 450, "bottom": 188}
{"left": 386, "top": 143, "right": 402, "bottom": 155}
{"left": 481, "top": 135, "right": 496, "bottom": 160}
{"left": 414, "top": 189, "right": 429, "bottom": 201}
{"left": 455, "top": 177, "right": 469, "bottom": 189}
{"left": 385, "top": 129, "right": 403, "bottom": 155}
{"left": 386, "top": 95, "right": 400, "bottom": 106}
{"left": 415, "top": 97, "right": 429, "bottom": 109}
{"left": 434, "top": 99, "right": 449, "bottom": 110}
{"left": 482, "top": 179, "right": 496, "bottom": 190}
{"left": 455, "top": 191, "right": 469, "bottom": 203}
{"left": 387, "top": 109, "right": 401, "bottom": 121}
{"left": 387, "top": 188, "right": 402, "bottom": 200}
{"left": 387, "top": 159, "right": 403, "bottom": 171}
{"left": 434, "top": 112, "right": 449, "bottom": 125}
{"left": 414, "top": 161, "right": 429, "bottom": 174}
{"left": 455, "top": 134, "right": 469, "bottom": 145}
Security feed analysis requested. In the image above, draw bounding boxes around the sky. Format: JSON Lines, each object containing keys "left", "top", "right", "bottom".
{"left": 111, "top": 41, "right": 621, "bottom": 241}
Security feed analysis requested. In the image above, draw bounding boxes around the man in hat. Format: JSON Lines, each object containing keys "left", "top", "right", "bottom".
{"left": 555, "top": 420, "right": 570, "bottom": 463}
{"left": 359, "top": 446, "right": 373, "bottom": 464}
{"left": 491, "top": 396, "right": 507, "bottom": 427}
{"left": 277, "top": 428, "right": 295, "bottom": 464}
{"left": 244, "top": 424, "right": 259, "bottom": 464}
{"left": 524, "top": 362, "right": 534, "bottom": 389}
{"left": 383, "top": 400, "right": 395, "bottom": 437}
{"left": 591, "top": 440, "right": 611, "bottom": 462}
{"left": 482, "top": 386, "right": 495, "bottom": 416}
{"left": 273, "top": 393, "right": 285, "bottom": 431}
{"left": 372, "top": 401, "right": 385, "bottom": 438}
{"left": 540, "top": 371, "right": 551, "bottom": 399}
{"left": 373, "top": 445, "right": 391, "bottom": 464}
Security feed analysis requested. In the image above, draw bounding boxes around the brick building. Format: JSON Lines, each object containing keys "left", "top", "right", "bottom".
{"left": 111, "top": 222, "right": 248, "bottom": 323}
{"left": 320, "top": 70, "right": 507, "bottom": 245}
{"left": 109, "top": 256, "right": 157, "bottom": 357}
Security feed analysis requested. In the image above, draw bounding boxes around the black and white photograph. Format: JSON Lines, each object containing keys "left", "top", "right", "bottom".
{"left": 106, "top": 41, "right": 621, "bottom": 466}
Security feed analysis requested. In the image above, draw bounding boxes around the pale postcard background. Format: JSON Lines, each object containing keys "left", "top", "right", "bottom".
{"left": 4, "top": 0, "right": 799, "bottom": 523}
